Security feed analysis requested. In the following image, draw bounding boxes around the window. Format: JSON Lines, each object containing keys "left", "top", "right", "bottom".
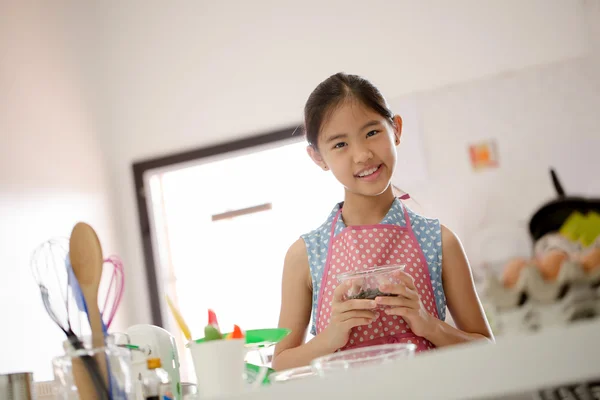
{"left": 137, "top": 133, "right": 341, "bottom": 381}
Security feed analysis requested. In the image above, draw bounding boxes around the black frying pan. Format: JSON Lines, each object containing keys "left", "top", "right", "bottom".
{"left": 528, "top": 169, "right": 600, "bottom": 242}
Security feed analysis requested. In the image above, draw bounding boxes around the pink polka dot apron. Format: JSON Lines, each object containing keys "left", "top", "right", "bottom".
{"left": 315, "top": 198, "right": 440, "bottom": 352}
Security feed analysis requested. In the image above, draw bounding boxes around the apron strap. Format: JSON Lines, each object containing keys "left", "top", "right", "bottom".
{"left": 398, "top": 195, "right": 413, "bottom": 229}
{"left": 330, "top": 208, "right": 343, "bottom": 239}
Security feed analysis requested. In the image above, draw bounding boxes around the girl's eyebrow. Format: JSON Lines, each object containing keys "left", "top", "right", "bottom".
{"left": 359, "top": 120, "right": 382, "bottom": 130}
{"left": 325, "top": 133, "right": 348, "bottom": 143}
{"left": 325, "top": 120, "right": 382, "bottom": 143}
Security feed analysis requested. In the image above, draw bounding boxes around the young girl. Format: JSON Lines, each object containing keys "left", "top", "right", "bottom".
{"left": 272, "top": 73, "right": 494, "bottom": 371}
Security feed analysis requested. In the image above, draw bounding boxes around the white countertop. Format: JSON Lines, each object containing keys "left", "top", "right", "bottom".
{"left": 235, "top": 319, "right": 600, "bottom": 400}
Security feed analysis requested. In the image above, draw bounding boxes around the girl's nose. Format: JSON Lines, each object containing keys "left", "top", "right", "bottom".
{"left": 353, "top": 145, "right": 373, "bottom": 164}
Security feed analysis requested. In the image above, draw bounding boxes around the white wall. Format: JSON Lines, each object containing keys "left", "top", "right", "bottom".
{"left": 36, "top": 0, "right": 594, "bottom": 328}
{"left": 402, "top": 56, "right": 600, "bottom": 272}
{"left": 584, "top": 0, "right": 600, "bottom": 55}
{"left": 0, "top": 2, "right": 118, "bottom": 381}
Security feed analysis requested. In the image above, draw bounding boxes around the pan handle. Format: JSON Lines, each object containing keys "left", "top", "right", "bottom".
{"left": 550, "top": 168, "right": 565, "bottom": 197}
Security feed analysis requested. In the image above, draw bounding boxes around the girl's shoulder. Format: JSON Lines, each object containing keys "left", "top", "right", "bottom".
{"left": 401, "top": 204, "right": 444, "bottom": 263}
{"left": 300, "top": 202, "right": 341, "bottom": 244}
{"left": 402, "top": 202, "right": 441, "bottom": 231}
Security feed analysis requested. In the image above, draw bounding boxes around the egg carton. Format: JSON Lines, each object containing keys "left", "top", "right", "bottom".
{"left": 485, "top": 282, "right": 599, "bottom": 336}
{"left": 486, "top": 302, "right": 539, "bottom": 336}
{"left": 534, "top": 233, "right": 586, "bottom": 258}
{"left": 483, "top": 261, "right": 600, "bottom": 310}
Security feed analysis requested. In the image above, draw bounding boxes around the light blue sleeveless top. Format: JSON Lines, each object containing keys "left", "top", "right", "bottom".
{"left": 301, "top": 198, "right": 446, "bottom": 336}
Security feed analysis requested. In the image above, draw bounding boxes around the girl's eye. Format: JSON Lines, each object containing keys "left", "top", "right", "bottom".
{"left": 333, "top": 142, "right": 347, "bottom": 149}
{"left": 366, "top": 130, "right": 379, "bottom": 138}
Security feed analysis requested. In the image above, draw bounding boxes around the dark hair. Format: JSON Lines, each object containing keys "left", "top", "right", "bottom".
{"left": 303, "top": 72, "right": 394, "bottom": 148}
{"left": 303, "top": 73, "right": 414, "bottom": 204}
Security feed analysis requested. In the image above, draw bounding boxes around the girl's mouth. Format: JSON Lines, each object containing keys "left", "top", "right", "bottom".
{"left": 355, "top": 164, "right": 383, "bottom": 181}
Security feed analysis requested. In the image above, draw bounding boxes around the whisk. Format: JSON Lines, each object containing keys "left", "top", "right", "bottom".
{"left": 68, "top": 254, "right": 128, "bottom": 400}
{"left": 71, "top": 255, "right": 125, "bottom": 331}
{"left": 68, "top": 255, "right": 124, "bottom": 329}
{"left": 100, "top": 255, "right": 125, "bottom": 330}
{"left": 31, "top": 238, "right": 110, "bottom": 399}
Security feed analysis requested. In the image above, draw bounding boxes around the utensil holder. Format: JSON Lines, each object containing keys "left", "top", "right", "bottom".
{"left": 53, "top": 345, "right": 134, "bottom": 399}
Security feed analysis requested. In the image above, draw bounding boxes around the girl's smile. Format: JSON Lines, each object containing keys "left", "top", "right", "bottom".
{"left": 354, "top": 163, "right": 383, "bottom": 181}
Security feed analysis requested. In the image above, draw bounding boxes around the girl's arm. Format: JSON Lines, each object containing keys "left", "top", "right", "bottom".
{"left": 425, "top": 225, "right": 495, "bottom": 346}
{"left": 271, "top": 238, "right": 338, "bottom": 371}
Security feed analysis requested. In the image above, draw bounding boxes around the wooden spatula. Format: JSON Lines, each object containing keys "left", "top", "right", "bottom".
{"left": 69, "top": 222, "right": 108, "bottom": 399}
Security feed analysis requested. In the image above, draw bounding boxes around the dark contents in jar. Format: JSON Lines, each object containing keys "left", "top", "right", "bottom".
{"left": 347, "top": 288, "right": 398, "bottom": 300}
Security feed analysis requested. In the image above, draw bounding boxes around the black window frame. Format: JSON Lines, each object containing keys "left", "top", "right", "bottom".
{"left": 132, "top": 126, "right": 300, "bottom": 326}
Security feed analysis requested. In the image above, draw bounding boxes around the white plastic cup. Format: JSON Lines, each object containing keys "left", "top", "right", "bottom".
{"left": 188, "top": 339, "right": 246, "bottom": 399}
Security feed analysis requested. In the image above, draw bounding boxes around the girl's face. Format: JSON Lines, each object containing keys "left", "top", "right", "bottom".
{"left": 308, "top": 99, "right": 402, "bottom": 197}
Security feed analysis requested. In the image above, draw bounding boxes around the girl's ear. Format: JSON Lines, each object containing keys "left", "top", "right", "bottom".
{"left": 307, "top": 145, "right": 329, "bottom": 171}
{"left": 392, "top": 114, "right": 403, "bottom": 145}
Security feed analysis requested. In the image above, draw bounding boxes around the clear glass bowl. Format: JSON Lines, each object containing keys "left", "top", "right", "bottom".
{"left": 336, "top": 265, "right": 406, "bottom": 301}
{"left": 311, "top": 343, "right": 416, "bottom": 376}
{"left": 269, "top": 365, "right": 316, "bottom": 384}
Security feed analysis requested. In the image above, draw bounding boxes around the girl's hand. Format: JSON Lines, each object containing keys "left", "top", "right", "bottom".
{"left": 374, "top": 271, "right": 436, "bottom": 338}
{"left": 322, "top": 280, "right": 378, "bottom": 351}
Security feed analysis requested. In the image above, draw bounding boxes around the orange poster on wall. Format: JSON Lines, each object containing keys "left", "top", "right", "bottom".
{"left": 469, "top": 140, "right": 499, "bottom": 170}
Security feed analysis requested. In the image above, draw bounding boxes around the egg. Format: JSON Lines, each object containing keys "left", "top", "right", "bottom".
{"left": 502, "top": 257, "right": 527, "bottom": 288}
{"left": 536, "top": 249, "right": 568, "bottom": 281}
{"left": 580, "top": 247, "right": 600, "bottom": 273}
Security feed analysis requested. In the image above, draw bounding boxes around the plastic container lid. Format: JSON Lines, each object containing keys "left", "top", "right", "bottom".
{"left": 269, "top": 365, "right": 316, "bottom": 383}
{"left": 336, "top": 265, "right": 406, "bottom": 283}
{"left": 311, "top": 343, "right": 416, "bottom": 375}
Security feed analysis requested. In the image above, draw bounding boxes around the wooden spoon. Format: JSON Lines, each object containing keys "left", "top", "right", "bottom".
{"left": 69, "top": 222, "right": 108, "bottom": 398}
